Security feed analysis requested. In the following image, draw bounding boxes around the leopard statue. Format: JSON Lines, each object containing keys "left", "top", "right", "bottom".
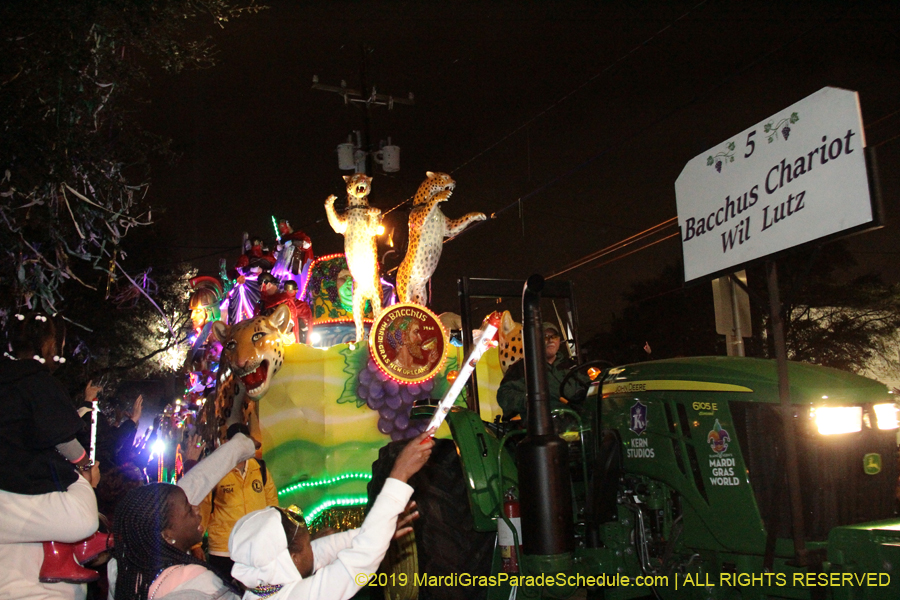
{"left": 325, "top": 173, "right": 383, "bottom": 341}
{"left": 198, "top": 305, "right": 291, "bottom": 444}
{"left": 212, "top": 304, "right": 291, "bottom": 401}
{"left": 396, "top": 172, "right": 486, "bottom": 305}
{"left": 497, "top": 310, "right": 524, "bottom": 374}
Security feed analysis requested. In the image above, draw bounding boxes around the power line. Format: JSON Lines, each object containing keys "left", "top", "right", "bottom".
{"left": 491, "top": 1, "right": 853, "bottom": 225}
{"left": 449, "top": 0, "right": 711, "bottom": 176}
{"left": 586, "top": 231, "right": 681, "bottom": 273}
{"left": 547, "top": 218, "right": 678, "bottom": 279}
{"left": 545, "top": 96, "right": 896, "bottom": 279}
{"left": 378, "top": 0, "right": 712, "bottom": 218}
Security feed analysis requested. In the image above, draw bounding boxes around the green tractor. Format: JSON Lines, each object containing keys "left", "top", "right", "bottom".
{"left": 368, "top": 276, "right": 899, "bottom": 600}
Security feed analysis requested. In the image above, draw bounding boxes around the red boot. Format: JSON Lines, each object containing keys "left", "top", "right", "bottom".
{"left": 39, "top": 541, "right": 99, "bottom": 584}
{"left": 73, "top": 531, "right": 113, "bottom": 565}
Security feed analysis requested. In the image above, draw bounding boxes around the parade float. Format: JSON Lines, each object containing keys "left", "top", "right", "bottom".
{"left": 179, "top": 172, "right": 500, "bottom": 529}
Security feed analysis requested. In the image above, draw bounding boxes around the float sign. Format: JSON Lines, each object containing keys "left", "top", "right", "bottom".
{"left": 369, "top": 303, "right": 448, "bottom": 384}
{"left": 675, "top": 87, "right": 876, "bottom": 283}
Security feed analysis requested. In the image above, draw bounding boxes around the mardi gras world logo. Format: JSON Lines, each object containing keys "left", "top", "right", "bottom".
{"left": 369, "top": 303, "right": 448, "bottom": 384}
{"left": 707, "top": 419, "right": 731, "bottom": 454}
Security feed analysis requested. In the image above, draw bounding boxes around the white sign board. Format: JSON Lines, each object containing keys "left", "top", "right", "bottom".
{"left": 675, "top": 87, "right": 874, "bottom": 283}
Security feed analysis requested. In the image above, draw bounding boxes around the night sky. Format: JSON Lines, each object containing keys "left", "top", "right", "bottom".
{"left": 138, "top": 0, "right": 900, "bottom": 340}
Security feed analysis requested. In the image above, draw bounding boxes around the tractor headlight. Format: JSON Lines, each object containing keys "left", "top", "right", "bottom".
{"left": 873, "top": 403, "right": 899, "bottom": 430}
{"left": 811, "top": 406, "right": 862, "bottom": 435}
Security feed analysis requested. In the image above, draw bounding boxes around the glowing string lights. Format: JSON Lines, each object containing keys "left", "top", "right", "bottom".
{"left": 304, "top": 496, "right": 369, "bottom": 527}
{"left": 277, "top": 472, "right": 372, "bottom": 497}
{"left": 277, "top": 472, "right": 374, "bottom": 528}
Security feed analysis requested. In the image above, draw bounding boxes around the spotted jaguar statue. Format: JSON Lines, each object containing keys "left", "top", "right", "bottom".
{"left": 396, "top": 172, "right": 486, "bottom": 305}
{"left": 325, "top": 173, "right": 383, "bottom": 341}
{"left": 212, "top": 304, "right": 292, "bottom": 401}
{"left": 497, "top": 310, "right": 524, "bottom": 374}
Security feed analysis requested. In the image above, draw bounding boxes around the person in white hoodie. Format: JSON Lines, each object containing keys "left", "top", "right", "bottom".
{"left": 228, "top": 429, "right": 434, "bottom": 600}
{"left": 108, "top": 428, "right": 433, "bottom": 600}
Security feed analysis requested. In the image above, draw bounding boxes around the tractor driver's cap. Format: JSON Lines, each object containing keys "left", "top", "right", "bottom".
{"left": 542, "top": 322, "right": 561, "bottom": 338}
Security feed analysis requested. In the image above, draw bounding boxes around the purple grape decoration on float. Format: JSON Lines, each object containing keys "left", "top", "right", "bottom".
{"left": 358, "top": 354, "right": 436, "bottom": 441}
{"left": 781, "top": 126, "right": 790, "bottom": 140}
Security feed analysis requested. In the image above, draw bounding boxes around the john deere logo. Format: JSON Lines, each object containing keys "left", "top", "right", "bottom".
{"left": 863, "top": 453, "right": 882, "bottom": 475}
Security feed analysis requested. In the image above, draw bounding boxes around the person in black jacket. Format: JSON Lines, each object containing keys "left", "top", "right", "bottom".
{"left": 0, "top": 312, "right": 91, "bottom": 493}
{"left": 0, "top": 311, "right": 106, "bottom": 587}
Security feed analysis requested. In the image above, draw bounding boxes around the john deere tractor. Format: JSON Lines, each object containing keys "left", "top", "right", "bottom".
{"left": 368, "top": 276, "right": 899, "bottom": 600}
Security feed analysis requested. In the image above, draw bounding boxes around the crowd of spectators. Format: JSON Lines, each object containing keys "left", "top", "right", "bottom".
{"left": 0, "top": 310, "right": 434, "bottom": 600}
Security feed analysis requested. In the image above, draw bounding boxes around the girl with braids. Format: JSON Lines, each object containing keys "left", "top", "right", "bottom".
{"left": 111, "top": 484, "right": 228, "bottom": 599}
{"left": 0, "top": 311, "right": 107, "bottom": 599}
{"left": 107, "top": 431, "right": 257, "bottom": 600}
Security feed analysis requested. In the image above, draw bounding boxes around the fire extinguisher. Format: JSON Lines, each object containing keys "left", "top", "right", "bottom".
{"left": 498, "top": 487, "right": 523, "bottom": 573}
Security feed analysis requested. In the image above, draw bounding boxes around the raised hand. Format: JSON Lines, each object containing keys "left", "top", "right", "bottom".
{"left": 84, "top": 380, "right": 102, "bottom": 403}
{"left": 184, "top": 433, "right": 206, "bottom": 462}
{"left": 130, "top": 395, "right": 143, "bottom": 424}
{"left": 389, "top": 429, "right": 435, "bottom": 483}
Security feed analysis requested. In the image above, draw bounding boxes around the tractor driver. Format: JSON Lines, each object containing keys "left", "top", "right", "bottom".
{"left": 496, "top": 322, "right": 588, "bottom": 423}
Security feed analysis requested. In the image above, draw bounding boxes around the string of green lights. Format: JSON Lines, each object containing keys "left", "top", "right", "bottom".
{"left": 304, "top": 496, "right": 370, "bottom": 526}
{"left": 277, "top": 472, "right": 372, "bottom": 497}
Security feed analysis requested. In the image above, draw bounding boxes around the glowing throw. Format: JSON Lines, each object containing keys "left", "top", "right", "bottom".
{"left": 89, "top": 400, "right": 98, "bottom": 466}
{"left": 425, "top": 311, "right": 501, "bottom": 432}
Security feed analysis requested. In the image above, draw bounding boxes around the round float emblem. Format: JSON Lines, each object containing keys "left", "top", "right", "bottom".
{"left": 369, "top": 303, "right": 448, "bottom": 384}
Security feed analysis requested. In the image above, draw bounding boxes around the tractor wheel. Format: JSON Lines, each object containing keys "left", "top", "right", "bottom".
{"left": 368, "top": 438, "right": 496, "bottom": 600}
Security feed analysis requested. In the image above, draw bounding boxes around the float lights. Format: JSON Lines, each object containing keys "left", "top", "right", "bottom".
{"left": 236, "top": 284, "right": 254, "bottom": 322}
{"left": 151, "top": 439, "right": 166, "bottom": 457}
{"left": 812, "top": 406, "right": 862, "bottom": 435}
{"left": 368, "top": 355, "right": 442, "bottom": 386}
{"left": 304, "top": 496, "right": 369, "bottom": 527}
{"left": 277, "top": 472, "right": 372, "bottom": 497}
{"left": 315, "top": 317, "right": 372, "bottom": 326}
{"left": 376, "top": 224, "right": 385, "bottom": 236}
{"left": 309, "top": 332, "right": 322, "bottom": 345}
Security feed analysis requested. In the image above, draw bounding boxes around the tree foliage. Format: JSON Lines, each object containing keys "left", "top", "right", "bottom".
{"left": 0, "top": 0, "right": 264, "bottom": 313}
{"left": 68, "top": 262, "right": 196, "bottom": 384}
{"left": 0, "top": 0, "right": 264, "bottom": 391}
{"left": 762, "top": 244, "right": 900, "bottom": 377}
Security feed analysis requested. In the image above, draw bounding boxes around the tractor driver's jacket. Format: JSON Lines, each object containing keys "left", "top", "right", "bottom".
{"left": 496, "top": 352, "right": 587, "bottom": 421}
{"left": 199, "top": 457, "right": 278, "bottom": 556}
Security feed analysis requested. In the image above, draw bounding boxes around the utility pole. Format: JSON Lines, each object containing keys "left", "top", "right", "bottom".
{"left": 312, "top": 45, "right": 414, "bottom": 175}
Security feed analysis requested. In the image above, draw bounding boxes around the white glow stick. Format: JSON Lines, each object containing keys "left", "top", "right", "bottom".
{"left": 89, "top": 400, "right": 98, "bottom": 466}
{"left": 426, "top": 312, "right": 502, "bottom": 433}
